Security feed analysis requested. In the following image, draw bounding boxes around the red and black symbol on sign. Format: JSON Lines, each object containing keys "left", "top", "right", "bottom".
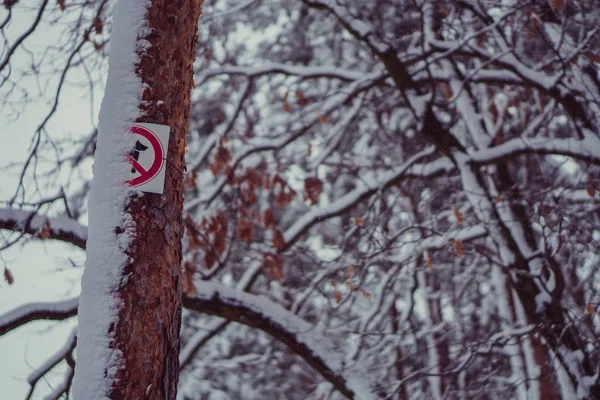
{"left": 126, "top": 125, "right": 165, "bottom": 188}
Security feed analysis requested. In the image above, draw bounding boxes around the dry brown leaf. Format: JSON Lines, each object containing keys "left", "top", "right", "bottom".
{"left": 511, "top": 95, "right": 521, "bottom": 109}
{"left": 272, "top": 229, "right": 285, "bottom": 250}
{"left": 551, "top": 0, "right": 566, "bottom": 11}
{"left": 346, "top": 280, "right": 356, "bottom": 292}
{"left": 588, "top": 51, "right": 600, "bottom": 64}
{"left": 210, "top": 141, "right": 232, "bottom": 175}
{"left": 425, "top": 250, "right": 434, "bottom": 269}
{"left": 4, "top": 267, "right": 14, "bottom": 285}
{"left": 57, "top": 0, "right": 66, "bottom": 11}
{"left": 40, "top": 220, "right": 52, "bottom": 240}
{"left": 295, "top": 90, "right": 308, "bottom": 108}
{"left": 346, "top": 265, "right": 355, "bottom": 277}
{"left": 587, "top": 176, "right": 596, "bottom": 198}
{"left": 182, "top": 262, "right": 196, "bottom": 296}
{"left": 530, "top": 15, "right": 539, "bottom": 33}
{"left": 236, "top": 217, "right": 254, "bottom": 243}
{"left": 538, "top": 201, "right": 546, "bottom": 216}
{"left": 184, "top": 170, "right": 199, "bottom": 190}
{"left": 263, "top": 253, "right": 284, "bottom": 281}
{"left": 240, "top": 185, "right": 257, "bottom": 205}
{"left": 585, "top": 304, "right": 595, "bottom": 315}
{"left": 334, "top": 291, "right": 342, "bottom": 303}
{"left": 203, "top": 252, "right": 217, "bottom": 269}
{"left": 93, "top": 17, "right": 103, "bottom": 34}
{"left": 453, "top": 206, "right": 463, "bottom": 224}
{"left": 263, "top": 209, "right": 275, "bottom": 228}
{"left": 303, "top": 176, "right": 323, "bottom": 205}
{"left": 352, "top": 217, "right": 365, "bottom": 226}
{"left": 439, "top": 82, "right": 453, "bottom": 100}
{"left": 275, "top": 186, "right": 296, "bottom": 208}
{"left": 331, "top": 281, "right": 342, "bottom": 304}
{"left": 345, "top": 266, "right": 356, "bottom": 291}
{"left": 454, "top": 240, "right": 464, "bottom": 257}
{"left": 359, "top": 288, "right": 371, "bottom": 301}
{"left": 283, "top": 92, "right": 292, "bottom": 113}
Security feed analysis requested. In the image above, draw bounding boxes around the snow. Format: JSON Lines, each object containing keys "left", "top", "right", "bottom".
{"left": 71, "top": 0, "right": 150, "bottom": 398}
{"left": 469, "top": 137, "right": 600, "bottom": 165}
{"left": 0, "top": 297, "right": 78, "bottom": 335}
{"left": 192, "top": 280, "right": 381, "bottom": 400}
{"left": 553, "top": 352, "right": 578, "bottom": 400}
{"left": 27, "top": 327, "right": 77, "bottom": 385}
{"left": 429, "top": 39, "right": 558, "bottom": 91}
{"left": 0, "top": 208, "right": 88, "bottom": 248}
{"left": 179, "top": 318, "right": 227, "bottom": 370}
{"left": 179, "top": 264, "right": 261, "bottom": 369}
{"left": 186, "top": 69, "right": 388, "bottom": 213}
{"left": 490, "top": 267, "right": 529, "bottom": 400}
{"left": 285, "top": 146, "right": 439, "bottom": 246}
{"left": 202, "top": 62, "right": 363, "bottom": 82}
{"left": 311, "top": 98, "right": 363, "bottom": 168}
{"left": 302, "top": 0, "right": 390, "bottom": 53}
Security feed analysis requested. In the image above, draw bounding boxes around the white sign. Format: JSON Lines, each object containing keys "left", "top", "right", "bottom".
{"left": 126, "top": 123, "right": 170, "bottom": 194}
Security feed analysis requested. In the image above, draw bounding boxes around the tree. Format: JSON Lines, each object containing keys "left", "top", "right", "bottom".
{"left": 1, "top": 0, "right": 600, "bottom": 399}
{"left": 69, "top": 0, "right": 203, "bottom": 399}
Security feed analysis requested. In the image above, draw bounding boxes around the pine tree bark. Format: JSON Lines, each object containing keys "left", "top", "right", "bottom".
{"left": 107, "top": 1, "right": 203, "bottom": 398}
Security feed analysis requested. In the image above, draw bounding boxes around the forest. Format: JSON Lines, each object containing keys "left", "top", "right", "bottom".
{"left": 1, "top": 0, "right": 600, "bottom": 399}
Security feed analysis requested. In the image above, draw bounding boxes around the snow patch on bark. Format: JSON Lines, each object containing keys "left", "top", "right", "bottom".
{"left": 72, "top": 0, "right": 150, "bottom": 398}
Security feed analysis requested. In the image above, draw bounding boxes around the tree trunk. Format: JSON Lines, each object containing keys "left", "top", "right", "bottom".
{"left": 110, "top": 1, "right": 202, "bottom": 398}
{"left": 73, "top": 0, "right": 202, "bottom": 399}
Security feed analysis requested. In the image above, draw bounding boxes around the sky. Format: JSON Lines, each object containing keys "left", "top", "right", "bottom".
{"left": 0, "top": 94, "right": 96, "bottom": 398}
{"left": 0, "top": 6, "right": 103, "bottom": 397}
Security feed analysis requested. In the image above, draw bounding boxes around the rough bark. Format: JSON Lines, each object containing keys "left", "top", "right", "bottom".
{"left": 108, "top": 1, "right": 203, "bottom": 399}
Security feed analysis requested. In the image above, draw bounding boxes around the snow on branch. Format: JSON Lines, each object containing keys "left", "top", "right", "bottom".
{"left": 0, "top": 208, "right": 88, "bottom": 249}
{"left": 186, "top": 71, "right": 386, "bottom": 212}
{"left": 183, "top": 281, "right": 384, "bottom": 400}
{"left": 283, "top": 147, "right": 452, "bottom": 249}
{"left": 0, "top": 297, "right": 79, "bottom": 336}
{"left": 417, "top": 68, "right": 522, "bottom": 87}
{"left": 25, "top": 327, "right": 77, "bottom": 400}
{"left": 202, "top": 0, "right": 259, "bottom": 22}
{"left": 469, "top": 136, "right": 600, "bottom": 166}
{"left": 200, "top": 62, "right": 363, "bottom": 82}
{"left": 179, "top": 264, "right": 262, "bottom": 370}
{"left": 428, "top": 39, "right": 558, "bottom": 92}
{"left": 179, "top": 318, "right": 228, "bottom": 371}
{"left": 301, "top": 0, "right": 390, "bottom": 54}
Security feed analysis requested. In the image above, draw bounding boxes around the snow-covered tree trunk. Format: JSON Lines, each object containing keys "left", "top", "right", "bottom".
{"left": 72, "top": 0, "right": 203, "bottom": 398}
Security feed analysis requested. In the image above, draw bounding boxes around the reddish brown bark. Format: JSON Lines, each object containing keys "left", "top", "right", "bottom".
{"left": 108, "top": 1, "right": 203, "bottom": 399}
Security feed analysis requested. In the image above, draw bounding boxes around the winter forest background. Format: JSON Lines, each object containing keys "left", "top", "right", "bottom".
{"left": 1, "top": 0, "right": 600, "bottom": 399}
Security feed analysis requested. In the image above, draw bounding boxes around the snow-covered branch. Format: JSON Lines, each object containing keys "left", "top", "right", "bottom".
{"left": 283, "top": 147, "right": 451, "bottom": 249}
{"left": 186, "top": 70, "right": 386, "bottom": 212}
{"left": 0, "top": 208, "right": 87, "bottom": 249}
{"left": 183, "top": 281, "right": 384, "bottom": 399}
{"left": 179, "top": 264, "right": 262, "bottom": 370}
{"left": 0, "top": 298, "right": 79, "bottom": 336}
{"left": 25, "top": 328, "right": 76, "bottom": 400}
{"left": 200, "top": 62, "right": 363, "bottom": 82}
{"left": 469, "top": 136, "right": 600, "bottom": 166}
{"left": 179, "top": 318, "right": 228, "bottom": 371}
